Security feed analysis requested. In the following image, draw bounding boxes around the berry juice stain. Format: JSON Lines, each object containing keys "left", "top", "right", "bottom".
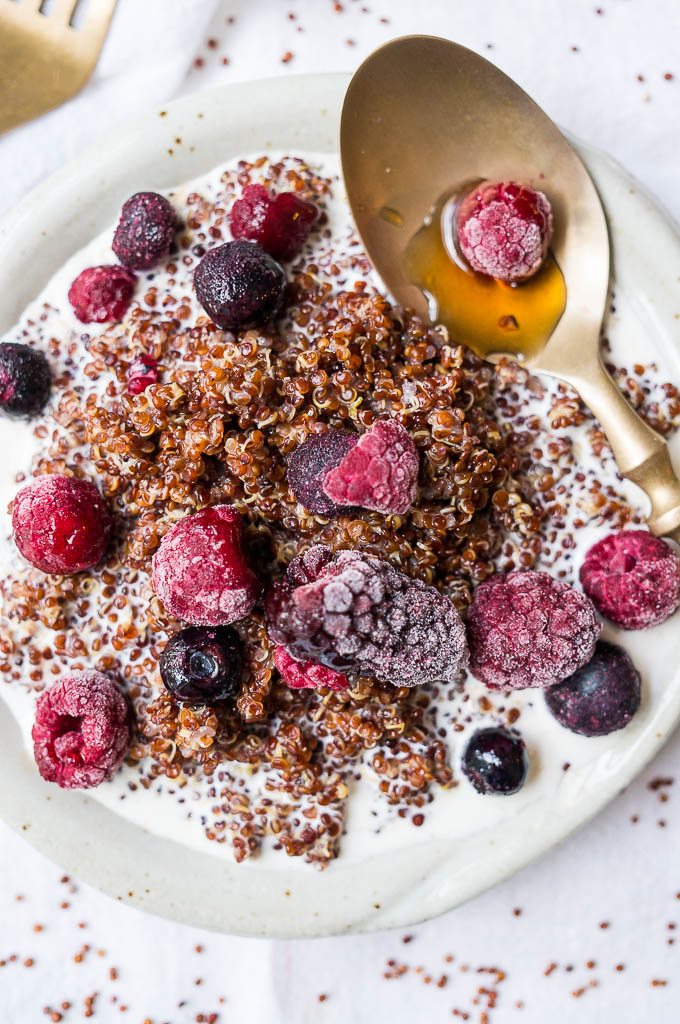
{"left": 403, "top": 188, "right": 567, "bottom": 362}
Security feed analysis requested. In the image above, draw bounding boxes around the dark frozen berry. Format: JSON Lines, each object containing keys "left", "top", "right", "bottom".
{"left": 545, "top": 640, "right": 642, "bottom": 736}
{"left": 580, "top": 529, "right": 680, "bottom": 630}
{"left": 286, "top": 544, "right": 334, "bottom": 587}
{"left": 112, "top": 191, "right": 176, "bottom": 270}
{"left": 467, "top": 570, "right": 600, "bottom": 690}
{"left": 127, "top": 354, "right": 158, "bottom": 395}
{"left": 456, "top": 181, "right": 553, "bottom": 282}
{"left": 68, "top": 265, "right": 136, "bottom": 324}
{"left": 193, "top": 239, "right": 285, "bottom": 330}
{"left": 265, "top": 549, "right": 468, "bottom": 686}
{"left": 12, "top": 474, "right": 112, "bottom": 575}
{"left": 159, "top": 625, "right": 243, "bottom": 704}
{"left": 229, "top": 183, "right": 318, "bottom": 261}
{"left": 152, "top": 505, "right": 259, "bottom": 626}
{"left": 323, "top": 419, "right": 419, "bottom": 515}
{"left": 275, "top": 645, "right": 349, "bottom": 692}
{"left": 32, "top": 671, "right": 130, "bottom": 789}
{"left": 287, "top": 430, "right": 358, "bottom": 516}
{"left": 0, "top": 343, "right": 51, "bottom": 419}
{"left": 462, "top": 727, "right": 529, "bottom": 795}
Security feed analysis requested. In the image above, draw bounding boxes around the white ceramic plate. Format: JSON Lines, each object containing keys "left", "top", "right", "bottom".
{"left": 1, "top": 73, "right": 680, "bottom": 938}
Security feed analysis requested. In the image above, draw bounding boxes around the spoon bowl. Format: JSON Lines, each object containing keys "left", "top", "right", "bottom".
{"left": 341, "top": 35, "right": 680, "bottom": 542}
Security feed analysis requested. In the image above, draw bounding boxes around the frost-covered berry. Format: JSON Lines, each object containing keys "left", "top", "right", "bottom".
{"left": 151, "top": 505, "right": 259, "bottom": 626}
{"left": 193, "top": 239, "right": 285, "bottom": 330}
{"left": 112, "top": 191, "right": 176, "bottom": 270}
{"left": 545, "top": 640, "right": 642, "bottom": 736}
{"left": 12, "top": 474, "right": 112, "bottom": 575}
{"left": 159, "top": 626, "right": 243, "bottom": 703}
{"left": 456, "top": 181, "right": 553, "bottom": 283}
{"left": 275, "top": 645, "right": 349, "bottom": 691}
{"left": 467, "top": 570, "right": 600, "bottom": 690}
{"left": 229, "top": 183, "right": 318, "bottom": 261}
{"left": 285, "top": 545, "right": 335, "bottom": 587}
{"left": 68, "top": 265, "right": 136, "bottom": 323}
{"left": 462, "top": 727, "right": 529, "bottom": 795}
{"left": 265, "top": 549, "right": 468, "bottom": 687}
{"left": 0, "top": 343, "right": 51, "bottom": 419}
{"left": 127, "top": 354, "right": 158, "bottom": 395}
{"left": 323, "top": 419, "right": 419, "bottom": 515}
{"left": 580, "top": 530, "right": 680, "bottom": 630}
{"left": 32, "top": 671, "right": 130, "bottom": 789}
{"left": 287, "top": 430, "right": 359, "bottom": 516}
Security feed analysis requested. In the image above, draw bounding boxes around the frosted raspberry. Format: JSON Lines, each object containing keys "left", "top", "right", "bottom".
{"left": 112, "top": 191, "right": 176, "bottom": 270}
{"left": 32, "top": 671, "right": 130, "bottom": 789}
{"left": 287, "top": 430, "right": 359, "bottom": 516}
{"left": 229, "top": 183, "right": 318, "bottom": 261}
{"left": 265, "top": 550, "right": 468, "bottom": 687}
{"left": 323, "top": 419, "right": 419, "bottom": 515}
{"left": 456, "top": 181, "right": 553, "bottom": 283}
{"left": 467, "top": 570, "right": 600, "bottom": 690}
{"left": 12, "top": 474, "right": 112, "bottom": 575}
{"left": 275, "top": 645, "right": 349, "bottom": 691}
{"left": 127, "top": 355, "right": 158, "bottom": 395}
{"left": 579, "top": 530, "right": 680, "bottom": 630}
{"left": 152, "top": 505, "right": 259, "bottom": 626}
{"left": 68, "top": 265, "right": 136, "bottom": 323}
{"left": 545, "top": 640, "right": 641, "bottom": 737}
{"left": 286, "top": 544, "right": 334, "bottom": 586}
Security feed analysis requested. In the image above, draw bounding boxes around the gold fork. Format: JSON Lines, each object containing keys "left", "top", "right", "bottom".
{"left": 0, "top": 0, "right": 118, "bottom": 135}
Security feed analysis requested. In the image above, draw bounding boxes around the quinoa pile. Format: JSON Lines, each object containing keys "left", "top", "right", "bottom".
{"left": 1, "top": 156, "right": 675, "bottom": 866}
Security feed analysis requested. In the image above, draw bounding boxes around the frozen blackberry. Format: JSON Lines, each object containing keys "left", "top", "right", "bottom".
{"left": 544, "top": 640, "right": 642, "bottom": 737}
{"left": 159, "top": 626, "right": 242, "bottom": 704}
{"left": 112, "top": 191, "right": 176, "bottom": 270}
{"left": 193, "top": 239, "right": 285, "bottom": 330}
{"left": 265, "top": 549, "right": 468, "bottom": 686}
{"left": 0, "top": 343, "right": 51, "bottom": 419}
{"left": 287, "top": 431, "right": 358, "bottom": 516}
{"left": 462, "top": 727, "right": 529, "bottom": 795}
{"left": 286, "top": 544, "right": 334, "bottom": 586}
{"left": 229, "top": 183, "right": 318, "bottom": 261}
{"left": 580, "top": 529, "right": 680, "bottom": 630}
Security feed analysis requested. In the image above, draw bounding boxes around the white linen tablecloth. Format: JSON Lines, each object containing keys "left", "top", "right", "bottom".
{"left": 1, "top": 2, "right": 679, "bottom": 1021}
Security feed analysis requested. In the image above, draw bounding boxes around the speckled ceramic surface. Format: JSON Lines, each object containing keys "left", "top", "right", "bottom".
{"left": 1, "top": 73, "right": 680, "bottom": 937}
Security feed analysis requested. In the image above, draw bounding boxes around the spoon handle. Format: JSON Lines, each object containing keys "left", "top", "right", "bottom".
{"left": 574, "top": 357, "right": 680, "bottom": 544}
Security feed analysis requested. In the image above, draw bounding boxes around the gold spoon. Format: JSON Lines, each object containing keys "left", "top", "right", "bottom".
{"left": 340, "top": 35, "right": 680, "bottom": 541}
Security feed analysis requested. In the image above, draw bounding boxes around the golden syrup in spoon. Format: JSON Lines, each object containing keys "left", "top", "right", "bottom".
{"left": 403, "top": 191, "right": 567, "bottom": 362}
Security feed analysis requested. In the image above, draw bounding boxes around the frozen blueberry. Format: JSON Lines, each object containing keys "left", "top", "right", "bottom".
{"left": 0, "top": 343, "right": 51, "bottom": 419}
{"left": 544, "top": 639, "right": 642, "bottom": 737}
{"left": 193, "top": 239, "right": 285, "bottom": 330}
{"left": 112, "top": 191, "right": 176, "bottom": 270}
{"left": 287, "top": 430, "right": 359, "bottom": 516}
{"left": 462, "top": 727, "right": 529, "bottom": 795}
{"left": 159, "top": 626, "right": 243, "bottom": 704}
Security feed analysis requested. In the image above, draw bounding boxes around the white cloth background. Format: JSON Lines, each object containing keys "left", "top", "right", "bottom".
{"left": 1, "top": 1, "right": 679, "bottom": 1021}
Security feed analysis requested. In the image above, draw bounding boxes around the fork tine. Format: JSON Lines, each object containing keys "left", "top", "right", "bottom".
{"left": 79, "top": 0, "right": 117, "bottom": 38}
{"left": 50, "top": 0, "right": 80, "bottom": 25}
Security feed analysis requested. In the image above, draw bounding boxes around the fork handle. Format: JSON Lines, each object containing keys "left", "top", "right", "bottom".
{"left": 572, "top": 356, "right": 680, "bottom": 544}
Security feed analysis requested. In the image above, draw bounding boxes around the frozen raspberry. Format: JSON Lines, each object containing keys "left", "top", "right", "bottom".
{"left": 462, "top": 727, "right": 529, "bottom": 795}
{"left": 193, "top": 239, "right": 285, "bottom": 330}
{"left": 456, "top": 181, "right": 553, "bottom": 283}
{"left": 287, "top": 430, "right": 359, "bottom": 516}
{"left": 68, "top": 265, "right": 136, "bottom": 324}
{"left": 32, "top": 671, "right": 130, "bottom": 789}
{"left": 127, "top": 354, "right": 158, "bottom": 395}
{"left": 229, "top": 184, "right": 318, "bottom": 261}
{"left": 112, "top": 191, "right": 176, "bottom": 270}
{"left": 323, "top": 419, "right": 419, "bottom": 515}
{"left": 12, "top": 474, "right": 112, "bottom": 575}
{"left": 467, "top": 570, "right": 600, "bottom": 690}
{"left": 579, "top": 529, "right": 680, "bottom": 630}
{"left": 286, "top": 544, "right": 334, "bottom": 586}
{"left": 152, "top": 505, "right": 259, "bottom": 626}
{"left": 265, "top": 549, "right": 468, "bottom": 686}
{"left": 0, "top": 343, "right": 51, "bottom": 419}
{"left": 275, "top": 645, "right": 349, "bottom": 691}
{"left": 545, "top": 640, "right": 642, "bottom": 736}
